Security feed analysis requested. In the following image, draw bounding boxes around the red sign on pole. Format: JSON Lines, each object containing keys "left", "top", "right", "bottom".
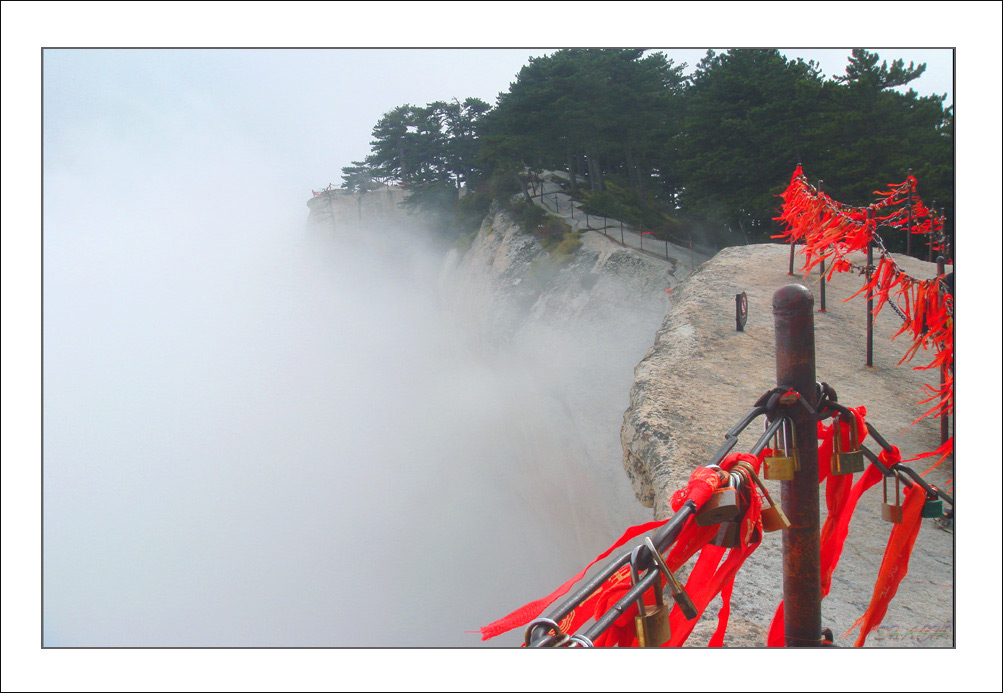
{"left": 736, "top": 292, "right": 748, "bottom": 331}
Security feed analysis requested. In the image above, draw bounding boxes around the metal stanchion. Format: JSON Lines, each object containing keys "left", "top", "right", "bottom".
{"left": 866, "top": 209, "right": 874, "bottom": 368}
{"left": 819, "top": 258, "right": 826, "bottom": 312}
{"left": 906, "top": 168, "right": 913, "bottom": 257}
{"left": 773, "top": 284, "right": 823, "bottom": 647}
{"left": 937, "top": 256, "right": 950, "bottom": 445}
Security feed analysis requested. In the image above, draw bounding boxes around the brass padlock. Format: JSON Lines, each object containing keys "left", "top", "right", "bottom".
{"left": 763, "top": 418, "right": 798, "bottom": 481}
{"left": 631, "top": 546, "right": 671, "bottom": 647}
{"left": 922, "top": 488, "right": 944, "bottom": 518}
{"left": 695, "top": 469, "right": 741, "bottom": 526}
{"left": 881, "top": 473, "right": 903, "bottom": 523}
{"left": 644, "top": 537, "right": 698, "bottom": 620}
{"left": 734, "top": 459, "right": 791, "bottom": 532}
{"left": 831, "top": 412, "right": 865, "bottom": 475}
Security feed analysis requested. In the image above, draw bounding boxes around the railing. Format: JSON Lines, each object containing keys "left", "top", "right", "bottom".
{"left": 481, "top": 284, "right": 953, "bottom": 648}
{"left": 526, "top": 175, "right": 710, "bottom": 269}
{"left": 778, "top": 169, "right": 954, "bottom": 447}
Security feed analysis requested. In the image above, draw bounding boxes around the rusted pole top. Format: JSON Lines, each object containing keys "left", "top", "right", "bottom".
{"left": 773, "top": 284, "right": 823, "bottom": 647}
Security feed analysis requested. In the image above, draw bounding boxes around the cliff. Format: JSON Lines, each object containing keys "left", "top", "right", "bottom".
{"left": 306, "top": 185, "right": 409, "bottom": 231}
{"left": 438, "top": 204, "right": 698, "bottom": 532}
{"left": 302, "top": 188, "right": 952, "bottom": 647}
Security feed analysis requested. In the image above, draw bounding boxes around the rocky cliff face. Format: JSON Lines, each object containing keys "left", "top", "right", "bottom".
{"left": 438, "top": 204, "right": 688, "bottom": 531}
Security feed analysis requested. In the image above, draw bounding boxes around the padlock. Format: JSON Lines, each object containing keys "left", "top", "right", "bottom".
{"left": 711, "top": 473, "right": 748, "bottom": 548}
{"left": 734, "top": 459, "right": 791, "bottom": 532}
{"left": 831, "top": 412, "right": 865, "bottom": 475}
{"left": 710, "top": 518, "right": 743, "bottom": 548}
{"left": 763, "top": 418, "right": 798, "bottom": 481}
{"left": 881, "top": 473, "right": 903, "bottom": 523}
{"left": 644, "top": 537, "right": 698, "bottom": 620}
{"left": 922, "top": 488, "right": 944, "bottom": 518}
{"left": 630, "top": 546, "right": 671, "bottom": 647}
{"left": 695, "top": 470, "right": 741, "bottom": 526}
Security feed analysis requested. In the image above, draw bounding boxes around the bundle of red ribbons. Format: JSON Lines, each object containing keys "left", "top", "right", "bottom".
{"left": 479, "top": 408, "right": 924, "bottom": 647}
{"left": 774, "top": 166, "right": 953, "bottom": 471}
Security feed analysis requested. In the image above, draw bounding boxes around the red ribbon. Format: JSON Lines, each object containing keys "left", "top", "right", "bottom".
{"left": 774, "top": 167, "right": 954, "bottom": 435}
{"left": 845, "top": 483, "right": 927, "bottom": 646}
{"left": 476, "top": 518, "right": 666, "bottom": 640}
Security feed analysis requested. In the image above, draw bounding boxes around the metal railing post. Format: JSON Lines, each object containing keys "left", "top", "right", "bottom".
{"left": 866, "top": 208, "right": 874, "bottom": 367}
{"left": 773, "top": 284, "right": 823, "bottom": 647}
{"left": 937, "top": 256, "right": 950, "bottom": 445}
{"left": 928, "top": 201, "right": 936, "bottom": 262}
{"left": 819, "top": 258, "right": 826, "bottom": 312}
{"left": 817, "top": 181, "right": 825, "bottom": 311}
{"left": 906, "top": 168, "right": 913, "bottom": 257}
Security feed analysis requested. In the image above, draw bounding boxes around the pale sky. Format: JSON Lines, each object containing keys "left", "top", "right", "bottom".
{"left": 4, "top": 2, "right": 1002, "bottom": 691}
{"left": 42, "top": 46, "right": 954, "bottom": 212}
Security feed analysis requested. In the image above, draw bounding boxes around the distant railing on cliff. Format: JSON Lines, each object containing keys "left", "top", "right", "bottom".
{"left": 524, "top": 173, "right": 715, "bottom": 269}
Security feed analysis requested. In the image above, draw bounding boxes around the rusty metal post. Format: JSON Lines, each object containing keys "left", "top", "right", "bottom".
{"left": 866, "top": 208, "right": 874, "bottom": 367}
{"left": 819, "top": 258, "right": 827, "bottom": 312}
{"left": 906, "top": 168, "right": 913, "bottom": 256}
{"left": 937, "top": 256, "right": 949, "bottom": 445}
{"left": 773, "top": 284, "right": 822, "bottom": 647}
{"left": 816, "top": 181, "right": 826, "bottom": 310}
{"left": 928, "top": 201, "right": 936, "bottom": 262}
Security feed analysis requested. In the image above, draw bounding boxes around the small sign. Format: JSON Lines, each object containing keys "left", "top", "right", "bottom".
{"left": 736, "top": 292, "right": 748, "bottom": 331}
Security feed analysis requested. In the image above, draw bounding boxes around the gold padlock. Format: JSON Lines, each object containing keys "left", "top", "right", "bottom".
{"left": 881, "top": 473, "right": 903, "bottom": 523}
{"left": 831, "top": 412, "right": 865, "bottom": 475}
{"left": 631, "top": 547, "right": 671, "bottom": 647}
{"left": 733, "top": 460, "right": 791, "bottom": 532}
{"left": 763, "top": 418, "right": 798, "bottom": 481}
{"left": 695, "top": 470, "right": 741, "bottom": 526}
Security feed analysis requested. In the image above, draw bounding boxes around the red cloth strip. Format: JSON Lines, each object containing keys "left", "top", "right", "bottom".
{"left": 846, "top": 484, "right": 927, "bottom": 646}
{"left": 477, "top": 518, "right": 666, "bottom": 640}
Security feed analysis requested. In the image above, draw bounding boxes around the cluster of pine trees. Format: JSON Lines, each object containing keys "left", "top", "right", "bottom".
{"left": 342, "top": 48, "right": 952, "bottom": 256}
